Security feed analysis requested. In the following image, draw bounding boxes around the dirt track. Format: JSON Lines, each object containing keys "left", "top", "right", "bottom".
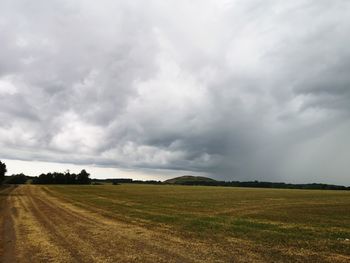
{"left": 0, "top": 185, "right": 261, "bottom": 263}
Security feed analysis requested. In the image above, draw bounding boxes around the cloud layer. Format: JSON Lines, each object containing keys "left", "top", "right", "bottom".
{"left": 1, "top": 0, "right": 350, "bottom": 184}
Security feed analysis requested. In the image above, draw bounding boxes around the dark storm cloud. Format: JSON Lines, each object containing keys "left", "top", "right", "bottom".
{"left": 0, "top": 0, "right": 350, "bottom": 184}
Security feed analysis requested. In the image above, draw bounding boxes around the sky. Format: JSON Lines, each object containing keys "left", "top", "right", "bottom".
{"left": 0, "top": 0, "right": 350, "bottom": 185}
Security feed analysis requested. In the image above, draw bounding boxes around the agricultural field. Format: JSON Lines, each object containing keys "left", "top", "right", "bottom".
{"left": 1, "top": 184, "right": 350, "bottom": 262}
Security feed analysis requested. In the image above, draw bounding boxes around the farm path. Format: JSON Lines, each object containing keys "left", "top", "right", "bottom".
{"left": 0, "top": 185, "right": 258, "bottom": 263}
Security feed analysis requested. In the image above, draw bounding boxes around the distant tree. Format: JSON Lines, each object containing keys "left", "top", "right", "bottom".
{"left": 66, "top": 172, "right": 77, "bottom": 184}
{"left": 0, "top": 161, "right": 7, "bottom": 185}
{"left": 77, "top": 170, "right": 91, "bottom": 184}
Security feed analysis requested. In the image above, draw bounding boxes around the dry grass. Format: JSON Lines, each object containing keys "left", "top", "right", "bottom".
{"left": 1, "top": 184, "right": 350, "bottom": 262}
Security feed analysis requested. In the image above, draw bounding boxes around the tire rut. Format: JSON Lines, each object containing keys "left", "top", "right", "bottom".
{"left": 0, "top": 186, "right": 17, "bottom": 263}
{"left": 3, "top": 185, "right": 268, "bottom": 263}
{"left": 9, "top": 186, "right": 201, "bottom": 263}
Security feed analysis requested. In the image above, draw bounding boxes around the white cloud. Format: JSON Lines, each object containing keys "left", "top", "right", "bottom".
{"left": 0, "top": 76, "right": 18, "bottom": 95}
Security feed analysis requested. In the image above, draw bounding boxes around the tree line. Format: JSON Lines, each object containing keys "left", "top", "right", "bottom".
{"left": 4, "top": 173, "right": 28, "bottom": 184}
{"left": 92, "top": 177, "right": 350, "bottom": 190}
{"left": 91, "top": 178, "right": 163, "bottom": 185}
{"left": 169, "top": 180, "right": 350, "bottom": 190}
{"left": 0, "top": 160, "right": 91, "bottom": 185}
{"left": 32, "top": 170, "right": 91, "bottom": 184}
{"left": 0, "top": 160, "right": 349, "bottom": 190}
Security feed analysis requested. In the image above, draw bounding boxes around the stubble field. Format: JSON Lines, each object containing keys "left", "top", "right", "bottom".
{"left": 0, "top": 184, "right": 349, "bottom": 262}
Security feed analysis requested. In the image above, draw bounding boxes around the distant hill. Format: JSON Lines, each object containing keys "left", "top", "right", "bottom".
{"left": 164, "top": 175, "right": 217, "bottom": 185}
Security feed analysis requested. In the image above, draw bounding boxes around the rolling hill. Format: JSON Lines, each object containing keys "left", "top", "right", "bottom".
{"left": 164, "top": 175, "right": 217, "bottom": 185}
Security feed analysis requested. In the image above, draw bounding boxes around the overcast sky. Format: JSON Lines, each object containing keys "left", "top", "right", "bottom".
{"left": 0, "top": 0, "right": 350, "bottom": 184}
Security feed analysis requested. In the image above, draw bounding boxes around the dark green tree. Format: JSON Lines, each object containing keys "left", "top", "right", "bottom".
{"left": 0, "top": 161, "right": 7, "bottom": 185}
{"left": 77, "top": 169, "right": 91, "bottom": 184}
